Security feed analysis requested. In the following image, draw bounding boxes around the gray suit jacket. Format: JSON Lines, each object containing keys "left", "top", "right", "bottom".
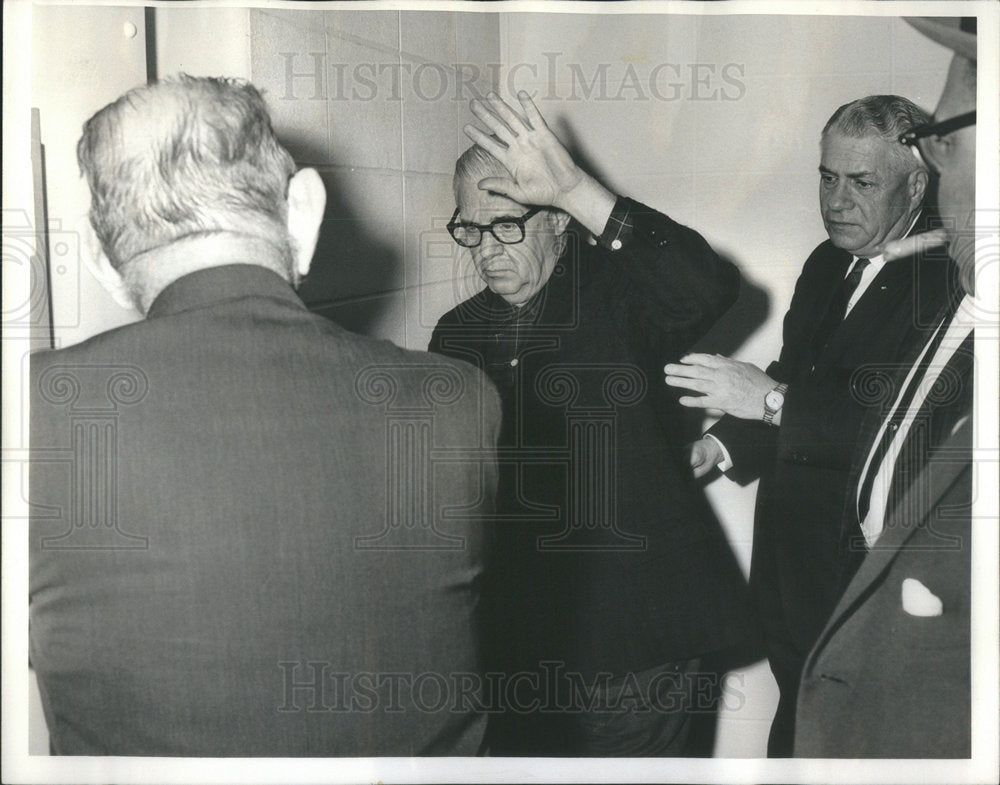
{"left": 29, "top": 264, "right": 501, "bottom": 756}
{"left": 794, "top": 378, "right": 972, "bottom": 759}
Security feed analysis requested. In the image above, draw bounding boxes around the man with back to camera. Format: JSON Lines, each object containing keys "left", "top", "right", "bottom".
{"left": 429, "top": 91, "right": 756, "bottom": 756}
{"left": 796, "top": 16, "right": 982, "bottom": 758}
{"left": 29, "top": 75, "right": 501, "bottom": 756}
{"left": 663, "top": 95, "right": 955, "bottom": 755}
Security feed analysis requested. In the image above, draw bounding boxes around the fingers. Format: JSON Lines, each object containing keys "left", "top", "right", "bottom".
{"left": 464, "top": 124, "right": 507, "bottom": 160}
{"left": 663, "top": 364, "right": 711, "bottom": 382}
{"left": 677, "top": 394, "right": 714, "bottom": 409}
{"left": 682, "top": 352, "right": 727, "bottom": 367}
{"left": 477, "top": 176, "right": 523, "bottom": 201}
{"left": 883, "top": 229, "right": 949, "bottom": 262}
{"left": 486, "top": 92, "right": 530, "bottom": 134}
{"left": 664, "top": 374, "right": 711, "bottom": 392}
{"left": 688, "top": 439, "right": 721, "bottom": 478}
{"left": 663, "top": 354, "right": 726, "bottom": 375}
{"left": 692, "top": 459, "right": 716, "bottom": 479}
{"left": 469, "top": 99, "right": 517, "bottom": 146}
{"left": 516, "top": 90, "right": 548, "bottom": 131}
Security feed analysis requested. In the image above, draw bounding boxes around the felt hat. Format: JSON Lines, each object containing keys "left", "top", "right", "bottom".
{"left": 905, "top": 17, "right": 977, "bottom": 61}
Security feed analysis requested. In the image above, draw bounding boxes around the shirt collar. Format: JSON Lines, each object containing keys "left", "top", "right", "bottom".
{"left": 849, "top": 210, "right": 923, "bottom": 274}
{"left": 146, "top": 264, "right": 304, "bottom": 319}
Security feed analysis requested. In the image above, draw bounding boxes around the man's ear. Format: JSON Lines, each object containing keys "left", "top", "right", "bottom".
{"left": 78, "top": 219, "right": 136, "bottom": 312}
{"left": 908, "top": 167, "right": 929, "bottom": 209}
{"left": 547, "top": 209, "right": 571, "bottom": 236}
{"left": 286, "top": 168, "right": 327, "bottom": 279}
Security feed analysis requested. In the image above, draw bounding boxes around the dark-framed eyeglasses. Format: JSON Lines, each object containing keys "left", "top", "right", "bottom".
{"left": 899, "top": 111, "right": 976, "bottom": 172}
{"left": 446, "top": 207, "right": 542, "bottom": 248}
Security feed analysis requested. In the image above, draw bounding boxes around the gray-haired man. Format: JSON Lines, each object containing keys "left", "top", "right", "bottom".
{"left": 665, "top": 94, "right": 956, "bottom": 756}
{"left": 30, "top": 75, "right": 500, "bottom": 756}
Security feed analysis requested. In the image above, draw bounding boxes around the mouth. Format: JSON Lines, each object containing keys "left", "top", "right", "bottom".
{"left": 478, "top": 262, "right": 515, "bottom": 277}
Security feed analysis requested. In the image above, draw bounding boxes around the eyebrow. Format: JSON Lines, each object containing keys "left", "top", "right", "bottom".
{"left": 818, "top": 165, "right": 880, "bottom": 180}
{"left": 460, "top": 213, "right": 520, "bottom": 224}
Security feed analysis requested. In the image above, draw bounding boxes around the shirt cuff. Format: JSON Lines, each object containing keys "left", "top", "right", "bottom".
{"left": 704, "top": 433, "right": 734, "bottom": 473}
{"left": 594, "top": 196, "right": 634, "bottom": 252}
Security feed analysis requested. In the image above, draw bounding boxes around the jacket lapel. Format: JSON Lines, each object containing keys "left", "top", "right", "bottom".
{"left": 807, "top": 414, "right": 972, "bottom": 664}
{"left": 812, "top": 257, "right": 911, "bottom": 374}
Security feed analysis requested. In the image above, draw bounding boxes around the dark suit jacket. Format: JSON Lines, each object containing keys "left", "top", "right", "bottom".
{"left": 29, "top": 264, "right": 501, "bottom": 756}
{"left": 795, "top": 344, "right": 972, "bottom": 759}
{"left": 709, "top": 239, "right": 954, "bottom": 666}
{"left": 430, "top": 198, "right": 755, "bottom": 683}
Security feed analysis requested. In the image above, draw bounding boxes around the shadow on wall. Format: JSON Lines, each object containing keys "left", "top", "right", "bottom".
{"left": 559, "top": 113, "right": 772, "bottom": 357}
{"left": 693, "top": 272, "right": 772, "bottom": 359}
{"left": 558, "top": 117, "right": 773, "bottom": 447}
{"left": 285, "top": 132, "right": 403, "bottom": 338}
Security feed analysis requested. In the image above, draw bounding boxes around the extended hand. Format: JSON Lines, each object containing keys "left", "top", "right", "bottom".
{"left": 688, "top": 437, "right": 724, "bottom": 479}
{"left": 882, "top": 229, "right": 949, "bottom": 262}
{"left": 664, "top": 353, "right": 776, "bottom": 420}
{"left": 463, "top": 91, "right": 584, "bottom": 210}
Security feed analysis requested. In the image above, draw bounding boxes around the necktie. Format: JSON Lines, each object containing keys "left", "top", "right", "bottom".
{"left": 811, "top": 257, "right": 870, "bottom": 358}
{"left": 856, "top": 309, "right": 954, "bottom": 525}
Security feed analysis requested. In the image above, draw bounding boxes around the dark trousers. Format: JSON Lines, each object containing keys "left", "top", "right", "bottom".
{"left": 488, "top": 657, "right": 708, "bottom": 757}
{"left": 572, "top": 658, "right": 704, "bottom": 756}
{"left": 766, "top": 641, "right": 805, "bottom": 758}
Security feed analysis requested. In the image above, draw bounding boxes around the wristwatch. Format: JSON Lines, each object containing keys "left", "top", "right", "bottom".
{"left": 763, "top": 383, "right": 788, "bottom": 425}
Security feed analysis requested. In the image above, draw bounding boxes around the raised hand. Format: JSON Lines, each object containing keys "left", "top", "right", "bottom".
{"left": 462, "top": 90, "right": 617, "bottom": 237}
{"left": 463, "top": 90, "right": 584, "bottom": 210}
{"left": 664, "top": 353, "right": 777, "bottom": 421}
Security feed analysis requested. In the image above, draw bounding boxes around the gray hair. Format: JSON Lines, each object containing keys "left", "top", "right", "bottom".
{"left": 77, "top": 75, "right": 296, "bottom": 269}
{"left": 822, "top": 94, "right": 932, "bottom": 174}
{"left": 453, "top": 143, "right": 510, "bottom": 202}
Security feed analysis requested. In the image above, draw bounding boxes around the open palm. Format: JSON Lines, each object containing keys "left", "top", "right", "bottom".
{"left": 464, "top": 91, "right": 582, "bottom": 209}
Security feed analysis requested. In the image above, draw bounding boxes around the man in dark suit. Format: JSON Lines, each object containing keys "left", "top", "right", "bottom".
{"left": 663, "top": 95, "right": 954, "bottom": 755}
{"left": 795, "top": 17, "right": 980, "bottom": 758}
{"left": 429, "top": 91, "right": 755, "bottom": 756}
{"left": 29, "top": 75, "right": 501, "bottom": 756}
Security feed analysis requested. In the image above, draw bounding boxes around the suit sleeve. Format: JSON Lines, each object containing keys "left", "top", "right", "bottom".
{"left": 706, "top": 413, "right": 777, "bottom": 484}
{"left": 768, "top": 244, "right": 858, "bottom": 470}
{"left": 704, "top": 243, "right": 835, "bottom": 476}
{"left": 596, "top": 197, "right": 741, "bottom": 358}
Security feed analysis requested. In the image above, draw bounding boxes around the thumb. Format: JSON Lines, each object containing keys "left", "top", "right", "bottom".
{"left": 477, "top": 176, "right": 524, "bottom": 201}
{"left": 688, "top": 442, "right": 706, "bottom": 468}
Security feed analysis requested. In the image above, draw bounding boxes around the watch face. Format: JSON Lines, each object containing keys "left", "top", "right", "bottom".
{"left": 765, "top": 390, "right": 784, "bottom": 410}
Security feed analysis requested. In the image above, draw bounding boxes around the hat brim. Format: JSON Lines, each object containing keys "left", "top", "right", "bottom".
{"left": 906, "top": 17, "right": 977, "bottom": 62}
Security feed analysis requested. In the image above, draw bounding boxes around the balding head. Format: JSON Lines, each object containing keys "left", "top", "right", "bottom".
{"left": 78, "top": 75, "right": 297, "bottom": 272}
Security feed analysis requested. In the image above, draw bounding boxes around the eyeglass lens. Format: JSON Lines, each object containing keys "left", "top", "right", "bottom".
{"left": 452, "top": 220, "right": 525, "bottom": 247}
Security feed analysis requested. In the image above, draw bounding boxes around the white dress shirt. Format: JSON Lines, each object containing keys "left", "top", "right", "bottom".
{"left": 858, "top": 294, "right": 974, "bottom": 546}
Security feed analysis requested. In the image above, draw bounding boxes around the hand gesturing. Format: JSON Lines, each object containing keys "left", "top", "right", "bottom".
{"left": 463, "top": 91, "right": 582, "bottom": 210}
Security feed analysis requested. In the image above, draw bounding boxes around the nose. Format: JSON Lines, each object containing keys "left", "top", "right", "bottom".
{"left": 476, "top": 230, "right": 503, "bottom": 258}
{"left": 826, "top": 181, "right": 854, "bottom": 212}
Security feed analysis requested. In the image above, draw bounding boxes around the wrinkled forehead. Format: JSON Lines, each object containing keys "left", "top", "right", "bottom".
{"left": 819, "top": 131, "right": 899, "bottom": 172}
{"left": 455, "top": 177, "right": 528, "bottom": 222}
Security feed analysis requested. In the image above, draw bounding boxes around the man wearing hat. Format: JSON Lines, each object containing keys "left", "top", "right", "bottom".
{"left": 794, "top": 16, "right": 980, "bottom": 758}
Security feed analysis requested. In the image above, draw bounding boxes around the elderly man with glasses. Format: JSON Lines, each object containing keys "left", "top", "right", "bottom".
{"left": 663, "top": 94, "right": 957, "bottom": 756}
{"left": 429, "top": 92, "right": 756, "bottom": 757}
